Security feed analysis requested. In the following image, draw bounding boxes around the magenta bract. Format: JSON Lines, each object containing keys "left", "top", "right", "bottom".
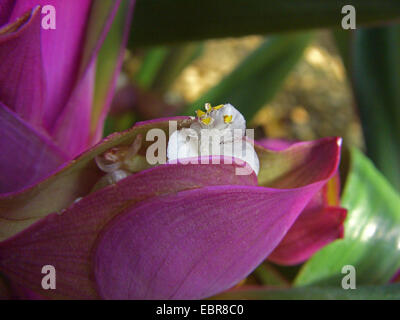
{"left": 0, "top": 0, "right": 133, "bottom": 193}
{"left": 0, "top": 116, "right": 343, "bottom": 299}
{"left": 257, "top": 139, "right": 347, "bottom": 265}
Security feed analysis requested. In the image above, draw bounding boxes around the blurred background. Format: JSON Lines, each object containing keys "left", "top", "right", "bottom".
{"left": 102, "top": 0, "right": 400, "bottom": 191}
{"left": 112, "top": 32, "right": 363, "bottom": 146}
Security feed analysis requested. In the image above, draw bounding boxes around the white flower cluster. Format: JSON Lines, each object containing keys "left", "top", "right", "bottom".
{"left": 167, "top": 103, "right": 260, "bottom": 175}
{"left": 94, "top": 135, "right": 149, "bottom": 186}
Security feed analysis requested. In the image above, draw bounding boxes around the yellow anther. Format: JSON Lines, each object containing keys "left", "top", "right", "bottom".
{"left": 205, "top": 103, "right": 212, "bottom": 113}
{"left": 223, "top": 115, "right": 233, "bottom": 124}
{"left": 213, "top": 104, "right": 224, "bottom": 111}
{"left": 201, "top": 116, "right": 212, "bottom": 125}
{"left": 196, "top": 109, "right": 206, "bottom": 118}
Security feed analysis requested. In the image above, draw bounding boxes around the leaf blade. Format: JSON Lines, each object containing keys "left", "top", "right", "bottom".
{"left": 215, "top": 284, "right": 400, "bottom": 300}
{"left": 295, "top": 149, "right": 400, "bottom": 286}
{"left": 130, "top": 0, "right": 400, "bottom": 46}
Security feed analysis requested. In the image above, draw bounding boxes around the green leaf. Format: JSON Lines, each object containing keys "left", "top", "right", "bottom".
{"left": 352, "top": 26, "right": 400, "bottom": 190}
{"left": 136, "top": 43, "right": 204, "bottom": 93}
{"left": 150, "top": 43, "right": 204, "bottom": 94}
{"left": 78, "top": 0, "right": 120, "bottom": 76}
{"left": 252, "top": 263, "right": 290, "bottom": 287}
{"left": 215, "top": 283, "right": 400, "bottom": 300}
{"left": 332, "top": 29, "right": 353, "bottom": 71}
{"left": 135, "top": 47, "right": 170, "bottom": 89}
{"left": 130, "top": 0, "right": 400, "bottom": 46}
{"left": 295, "top": 148, "right": 400, "bottom": 286}
{"left": 333, "top": 27, "right": 400, "bottom": 190}
{"left": 90, "top": 0, "right": 135, "bottom": 140}
{"left": 186, "top": 33, "right": 312, "bottom": 121}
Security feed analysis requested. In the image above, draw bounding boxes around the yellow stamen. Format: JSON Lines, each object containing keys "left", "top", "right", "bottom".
{"left": 223, "top": 115, "right": 233, "bottom": 124}
{"left": 205, "top": 103, "right": 212, "bottom": 113}
{"left": 196, "top": 109, "right": 206, "bottom": 118}
{"left": 201, "top": 116, "right": 212, "bottom": 125}
{"left": 213, "top": 104, "right": 224, "bottom": 111}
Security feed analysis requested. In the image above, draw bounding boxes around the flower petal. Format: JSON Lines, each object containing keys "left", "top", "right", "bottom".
{"left": 49, "top": 0, "right": 134, "bottom": 156}
{"left": 212, "top": 103, "right": 246, "bottom": 132}
{"left": 94, "top": 184, "right": 333, "bottom": 299}
{"left": 268, "top": 206, "right": 347, "bottom": 265}
{"left": 0, "top": 103, "right": 66, "bottom": 194}
{"left": 391, "top": 269, "right": 400, "bottom": 283}
{"left": 93, "top": 138, "right": 341, "bottom": 299}
{"left": 255, "top": 137, "right": 342, "bottom": 188}
{"left": 0, "top": 132, "right": 341, "bottom": 299}
{"left": 0, "top": 159, "right": 256, "bottom": 299}
{"left": 0, "top": 117, "right": 192, "bottom": 233}
{"left": 9, "top": 0, "right": 92, "bottom": 130}
{"left": 257, "top": 138, "right": 345, "bottom": 265}
{"left": 0, "top": 0, "right": 15, "bottom": 26}
{"left": 0, "top": 7, "right": 45, "bottom": 126}
{"left": 167, "top": 128, "right": 200, "bottom": 160}
{"left": 51, "top": 62, "right": 95, "bottom": 157}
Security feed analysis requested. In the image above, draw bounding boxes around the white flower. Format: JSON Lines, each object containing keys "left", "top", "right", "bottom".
{"left": 94, "top": 135, "right": 150, "bottom": 187}
{"left": 167, "top": 128, "right": 199, "bottom": 161}
{"left": 167, "top": 103, "right": 259, "bottom": 175}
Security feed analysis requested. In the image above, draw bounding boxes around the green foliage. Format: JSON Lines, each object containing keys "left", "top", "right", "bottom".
{"left": 295, "top": 149, "right": 400, "bottom": 286}
{"left": 340, "top": 26, "right": 400, "bottom": 190}
{"left": 215, "top": 283, "right": 400, "bottom": 300}
{"left": 186, "top": 33, "right": 312, "bottom": 120}
{"left": 92, "top": 0, "right": 133, "bottom": 136}
{"left": 130, "top": 0, "right": 400, "bottom": 46}
{"left": 136, "top": 43, "right": 204, "bottom": 93}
